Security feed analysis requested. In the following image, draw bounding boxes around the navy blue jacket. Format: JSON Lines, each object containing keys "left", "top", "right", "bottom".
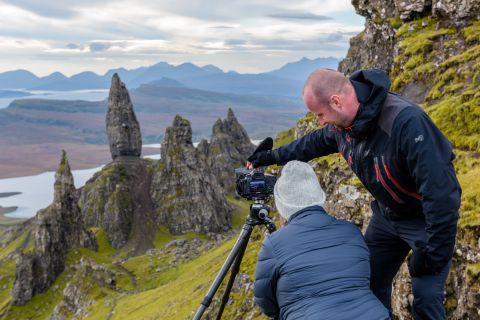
{"left": 254, "top": 206, "right": 390, "bottom": 320}
{"left": 271, "top": 69, "right": 461, "bottom": 272}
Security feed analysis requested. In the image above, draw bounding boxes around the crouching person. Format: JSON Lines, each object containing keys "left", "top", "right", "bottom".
{"left": 254, "top": 161, "right": 389, "bottom": 320}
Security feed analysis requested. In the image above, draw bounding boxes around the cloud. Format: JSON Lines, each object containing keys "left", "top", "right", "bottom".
{"left": 1, "top": 0, "right": 107, "bottom": 19}
{"left": 0, "top": 0, "right": 364, "bottom": 75}
{"left": 208, "top": 25, "right": 236, "bottom": 29}
{"left": 89, "top": 42, "right": 111, "bottom": 52}
{"left": 224, "top": 39, "right": 247, "bottom": 46}
{"left": 2, "top": 0, "right": 77, "bottom": 18}
{"left": 66, "top": 43, "right": 80, "bottom": 49}
{"left": 267, "top": 12, "right": 333, "bottom": 21}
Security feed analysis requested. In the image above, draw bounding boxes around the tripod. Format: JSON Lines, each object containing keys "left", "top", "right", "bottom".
{"left": 193, "top": 200, "right": 276, "bottom": 320}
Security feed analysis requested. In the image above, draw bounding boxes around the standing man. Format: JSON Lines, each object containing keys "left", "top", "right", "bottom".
{"left": 247, "top": 69, "right": 461, "bottom": 320}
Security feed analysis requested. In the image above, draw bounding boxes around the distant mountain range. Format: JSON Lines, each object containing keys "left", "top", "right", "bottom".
{"left": 0, "top": 57, "right": 339, "bottom": 98}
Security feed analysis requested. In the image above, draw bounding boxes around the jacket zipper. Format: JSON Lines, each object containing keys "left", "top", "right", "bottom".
{"left": 374, "top": 157, "right": 405, "bottom": 204}
{"left": 381, "top": 156, "right": 423, "bottom": 200}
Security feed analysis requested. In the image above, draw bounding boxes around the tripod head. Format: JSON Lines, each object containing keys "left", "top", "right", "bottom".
{"left": 247, "top": 200, "right": 276, "bottom": 233}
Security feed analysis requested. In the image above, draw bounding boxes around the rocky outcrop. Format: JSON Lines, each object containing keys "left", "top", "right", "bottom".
{"left": 50, "top": 258, "right": 116, "bottom": 320}
{"left": 11, "top": 151, "right": 97, "bottom": 305}
{"left": 79, "top": 75, "right": 157, "bottom": 252}
{"left": 151, "top": 115, "right": 232, "bottom": 234}
{"left": 353, "top": 0, "right": 479, "bottom": 22}
{"left": 106, "top": 73, "right": 142, "bottom": 160}
{"left": 339, "top": 21, "right": 397, "bottom": 75}
{"left": 199, "top": 108, "right": 255, "bottom": 192}
{"left": 79, "top": 158, "right": 157, "bottom": 252}
{"left": 340, "top": 0, "right": 480, "bottom": 75}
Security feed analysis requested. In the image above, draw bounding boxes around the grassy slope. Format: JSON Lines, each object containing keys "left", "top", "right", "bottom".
{"left": 0, "top": 196, "right": 270, "bottom": 320}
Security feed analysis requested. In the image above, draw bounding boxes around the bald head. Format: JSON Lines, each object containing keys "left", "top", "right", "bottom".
{"left": 303, "top": 69, "right": 354, "bottom": 104}
{"left": 303, "top": 69, "right": 360, "bottom": 128}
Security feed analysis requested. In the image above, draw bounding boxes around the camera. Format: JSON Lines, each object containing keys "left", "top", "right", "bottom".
{"left": 235, "top": 167, "right": 276, "bottom": 201}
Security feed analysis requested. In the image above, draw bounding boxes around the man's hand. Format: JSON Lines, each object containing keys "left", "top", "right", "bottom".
{"left": 247, "top": 137, "right": 276, "bottom": 169}
{"left": 408, "top": 241, "right": 434, "bottom": 277}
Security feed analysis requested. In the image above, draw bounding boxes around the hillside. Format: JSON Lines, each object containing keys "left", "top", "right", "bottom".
{"left": 0, "top": 197, "right": 271, "bottom": 319}
{"left": 0, "top": 84, "right": 304, "bottom": 178}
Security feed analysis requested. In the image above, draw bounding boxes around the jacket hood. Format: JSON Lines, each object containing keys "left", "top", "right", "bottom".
{"left": 348, "top": 69, "right": 391, "bottom": 138}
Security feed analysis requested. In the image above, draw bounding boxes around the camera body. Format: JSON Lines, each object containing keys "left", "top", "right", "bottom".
{"left": 235, "top": 167, "right": 276, "bottom": 201}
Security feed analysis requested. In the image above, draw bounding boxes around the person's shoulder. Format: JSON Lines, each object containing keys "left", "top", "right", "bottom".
{"left": 386, "top": 93, "right": 424, "bottom": 117}
{"left": 334, "top": 218, "right": 361, "bottom": 231}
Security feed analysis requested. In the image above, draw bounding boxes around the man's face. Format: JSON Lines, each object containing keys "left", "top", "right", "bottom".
{"left": 303, "top": 87, "right": 351, "bottom": 128}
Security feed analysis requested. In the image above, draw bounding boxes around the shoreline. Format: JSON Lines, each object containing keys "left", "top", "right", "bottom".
{"left": 0, "top": 208, "right": 25, "bottom": 228}
{"left": 0, "top": 144, "right": 160, "bottom": 180}
{"left": 0, "top": 192, "right": 21, "bottom": 198}
{"left": 0, "top": 206, "right": 18, "bottom": 215}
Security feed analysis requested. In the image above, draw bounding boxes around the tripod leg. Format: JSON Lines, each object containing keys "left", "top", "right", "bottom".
{"left": 193, "top": 224, "right": 254, "bottom": 320}
{"left": 215, "top": 230, "right": 250, "bottom": 320}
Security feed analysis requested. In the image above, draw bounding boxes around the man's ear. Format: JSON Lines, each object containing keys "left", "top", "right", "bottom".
{"left": 329, "top": 95, "right": 341, "bottom": 109}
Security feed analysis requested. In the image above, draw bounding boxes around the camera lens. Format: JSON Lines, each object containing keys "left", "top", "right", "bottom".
{"left": 258, "top": 209, "right": 268, "bottom": 220}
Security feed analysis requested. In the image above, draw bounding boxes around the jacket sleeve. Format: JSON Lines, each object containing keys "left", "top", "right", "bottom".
{"left": 254, "top": 236, "right": 280, "bottom": 318}
{"left": 398, "top": 108, "right": 461, "bottom": 272}
{"left": 271, "top": 125, "right": 339, "bottom": 165}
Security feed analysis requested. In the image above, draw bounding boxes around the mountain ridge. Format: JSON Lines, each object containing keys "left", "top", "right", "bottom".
{"left": 0, "top": 57, "right": 340, "bottom": 97}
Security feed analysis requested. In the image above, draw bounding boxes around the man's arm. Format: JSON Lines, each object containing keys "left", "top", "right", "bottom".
{"left": 254, "top": 237, "right": 280, "bottom": 318}
{"left": 398, "top": 108, "right": 461, "bottom": 273}
{"left": 271, "top": 125, "right": 339, "bottom": 165}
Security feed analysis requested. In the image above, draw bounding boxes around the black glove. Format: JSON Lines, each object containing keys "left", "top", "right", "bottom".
{"left": 247, "top": 137, "right": 276, "bottom": 168}
{"left": 408, "top": 241, "right": 433, "bottom": 277}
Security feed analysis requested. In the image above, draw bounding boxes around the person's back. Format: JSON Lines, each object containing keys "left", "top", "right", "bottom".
{"left": 253, "top": 161, "right": 389, "bottom": 320}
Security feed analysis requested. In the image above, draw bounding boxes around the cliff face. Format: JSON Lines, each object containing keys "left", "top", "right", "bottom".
{"left": 106, "top": 73, "right": 142, "bottom": 159}
{"left": 12, "top": 151, "right": 97, "bottom": 305}
{"left": 199, "top": 108, "right": 256, "bottom": 193}
{"left": 78, "top": 158, "right": 157, "bottom": 251}
{"left": 151, "top": 115, "right": 232, "bottom": 234}
{"left": 340, "top": 0, "right": 480, "bottom": 76}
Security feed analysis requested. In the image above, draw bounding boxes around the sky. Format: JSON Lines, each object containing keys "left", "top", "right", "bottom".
{"left": 0, "top": 0, "right": 365, "bottom": 76}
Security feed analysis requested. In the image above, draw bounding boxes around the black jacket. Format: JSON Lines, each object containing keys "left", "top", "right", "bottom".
{"left": 271, "top": 69, "right": 461, "bottom": 272}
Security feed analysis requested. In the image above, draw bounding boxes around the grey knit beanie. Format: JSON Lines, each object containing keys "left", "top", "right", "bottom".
{"left": 274, "top": 160, "right": 326, "bottom": 221}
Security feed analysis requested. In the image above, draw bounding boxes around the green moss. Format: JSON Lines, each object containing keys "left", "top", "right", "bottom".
{"left": 226, "top": 195, "right": 250, "bottom": 229}
{"left": 404, "top": 55, "right": 424, "bottom": 70}
{"left": 391, "top": 17, "right": 480, "bottom": 153}
{"left": 0, "top": 259, "right": 16, "bottom": 313}
{"left": 463, "top": 20, "right": 480, "bottom": 44}
{"left": 457, "top": 167, "right": 480, "bottom": 229}
{"left": 388, "top": 17, "right": 402, "bottom": 29}
{"left": 0, "top": 231, "right": 28, "bottom": 260}
{"left": 466, "top": 262, "right": 480, "bottom": 284}
{"left": 445, "top": 296, "right": 457, "bottom": 315}
{"left": 273, "top": 127, "right": 295, "bottom": 149}
{"left": 344, "top": 177, "right": 366, "bottom": 189}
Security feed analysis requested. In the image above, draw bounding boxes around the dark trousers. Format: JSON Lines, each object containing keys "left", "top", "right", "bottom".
{"left": 365, "top": 201, "right": 451, "bottom": 320}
